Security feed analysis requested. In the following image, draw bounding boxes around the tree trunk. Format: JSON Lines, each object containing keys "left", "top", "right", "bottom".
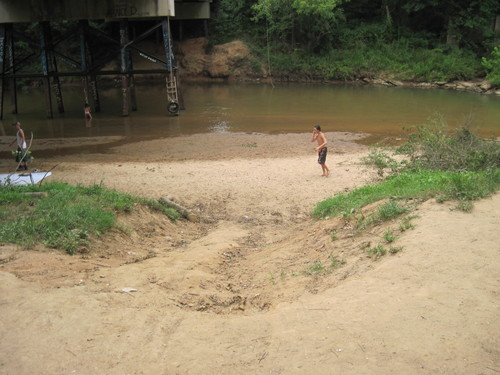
{"left": 446, "top": 18, "right": 458, "bottom": 47}
{"left": 495, "top": 15, "right": 500, "bottom": 43}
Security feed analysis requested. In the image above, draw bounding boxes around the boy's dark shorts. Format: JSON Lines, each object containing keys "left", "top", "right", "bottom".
{"left": 16, "top": 147, "right": 29, "bottom": 162}
{"left": 317, "top": 147, "right": 327, "bottom": 164}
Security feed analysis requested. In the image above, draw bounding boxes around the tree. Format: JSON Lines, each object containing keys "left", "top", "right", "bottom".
{"left": 211, "top": 0, "right": 259, "bottom": 43}
{"left": 252, "top": 0, "right": 345, "bottom": 52}
{"left": 402, "top": 0, "right": 500, "bottom": 53}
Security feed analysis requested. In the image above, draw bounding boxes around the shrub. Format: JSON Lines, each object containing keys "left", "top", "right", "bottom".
{"left": 396, "top": 116, "right": 500, "bottom": 172}
{"left": 482, "top": 46, "right": 500, "bottom": 86}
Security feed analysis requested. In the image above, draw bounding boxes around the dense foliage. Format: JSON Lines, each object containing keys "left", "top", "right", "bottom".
{"left": 211, "top": 0, "right": 500, "bottom": 83}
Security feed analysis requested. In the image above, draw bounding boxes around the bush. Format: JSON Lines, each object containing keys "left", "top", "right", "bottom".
{"left": 264, "top": 38, "right": 481, "bottom": 82}
{"left": 482, "top": 46, "right": 500, "bottom": 86}
{"left": 395, "top": 116, "right": 500, "bottom": 172}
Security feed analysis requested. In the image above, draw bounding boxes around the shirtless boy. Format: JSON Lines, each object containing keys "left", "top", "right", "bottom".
{"left": 84, "top": 103, "right": 92, "bottom": 119}
{"left": 311, "top": 125, "right": 330, "bottom": 177}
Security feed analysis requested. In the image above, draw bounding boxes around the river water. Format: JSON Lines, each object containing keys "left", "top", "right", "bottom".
{"left": 1, "top": 82, "right": 499, "bottom": 147}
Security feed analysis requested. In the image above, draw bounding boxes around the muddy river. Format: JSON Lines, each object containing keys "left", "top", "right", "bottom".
{"left": 0, "top": 81, "right": 498, "bottom": 153}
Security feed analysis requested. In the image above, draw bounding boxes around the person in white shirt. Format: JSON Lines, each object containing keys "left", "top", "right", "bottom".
{"left": 9, "top": 121, "right": 28, "bottom": 171}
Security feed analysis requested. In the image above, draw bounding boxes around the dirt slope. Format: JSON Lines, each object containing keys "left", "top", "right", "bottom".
{"left": 0, "top": 132, "right": 499, "bottom": 374}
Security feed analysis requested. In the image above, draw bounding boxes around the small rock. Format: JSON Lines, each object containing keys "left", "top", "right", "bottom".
{"left": 121, "top": 287, "right": 138, "bottom": 293}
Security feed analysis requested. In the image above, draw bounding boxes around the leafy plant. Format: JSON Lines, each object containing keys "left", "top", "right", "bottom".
{"left": 302, "top": 254, "right": 344, "bottom": 276}
{"left": 367, "top": 245, "right": 386, "bottom": 259}
{"left": 396, "top": 116, "right": 500, "bottom": 173}
{"left": 328, "top": 253, "right": 345, "bottom": 269}
{"left": 482, "top": 46, "right": 500, "bottom": 86}
{"left": 356, "top": 200, "right": 410, "bottom": 230}
{"left": 383, "top": 230, "right": 397, "bottom": 243}
{"left": 389, "top": 246, "right": 403, "bottom": 254}
{"left": 399, "top": 215, "right": 417, "bottom": 231}
{"left": 362, "top": 148, "right": 402, "bottom": 177}
{"left": 303, "top": 260, "right": 326, "bottom": 275}
{"left": 378, "top": 201, "right": 409, "bottom": 221}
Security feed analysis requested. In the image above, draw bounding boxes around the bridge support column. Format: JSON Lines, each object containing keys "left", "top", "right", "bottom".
{"left": 162, "top": 17, "right": 180, "bottom": 115}
{"left": 120, "top": 19, "right": 131, "bottom": 116}
{"left": 126, "top": 38, "right": 137, "bottom": 112}
{"left": 79, "top": 20, "right": 101, "bottom": 114}
{"left": 0, "top": 24, "right": 5, "bottom": 120}
{"left": 39, "top": 22, "right": 53, "bottom": 118}
{"left": 5, "top": 24, "right": 17, "bottom": 115}
{"left": 42, "top": 22, "right": 64, "bottom": 114}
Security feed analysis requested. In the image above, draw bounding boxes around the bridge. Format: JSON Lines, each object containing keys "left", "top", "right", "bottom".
{"left": 0, "top": 0, "right": 212, "bottom": 119}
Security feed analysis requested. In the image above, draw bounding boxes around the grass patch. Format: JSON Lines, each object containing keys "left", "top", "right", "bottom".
{"left": 313, "top": 159, "right": 500, "bottom": 220}
{"left": 367, "top": 245, "right": 387, "bottom": 259}
{"left": 399, "top": 215, "right": 418, "bottom": 231}
{"left": 356, "top": 200, "right": 410, "bottom": 230}
{"left": 312, "top": 119, "right": 499, "bottom": 252}
{"left": 302, "top": 253, "right": 345, "bottom": 276}
{"left": 0, "top": 181, "right": 180, "bottom": 255}
{"left": 303, "top": 260, "right": 326, "bottom": 275}
{"left": 383, "top": 230, "right": 397, "bottom": 243}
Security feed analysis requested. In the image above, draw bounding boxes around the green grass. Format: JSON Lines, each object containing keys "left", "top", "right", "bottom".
{"left": 303, "top": 260, "right": 326, "bottom": 275}
{"left": 399, "top": 215, "right": 418, "bottom": 231}
{"left": 367, "top": 245, "right": 387, "bottom": 259}
{"left": 383, "top": 230, "right": 397, "bottom": 243}
{"left": 312, "top": 168, "right": 500, "bottom": 220}
{"left": 0, "top": 181, "right": 180, "bottom": 254}
{"left": 312, "top": 123, "right": 499, "bottom": 265}
{"left": 302, "top": 253, "right": 345, "bottom": 276}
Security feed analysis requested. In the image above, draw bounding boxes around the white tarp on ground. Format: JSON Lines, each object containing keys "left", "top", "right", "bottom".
{"left": 0, "top": 172, "right": 52, "bottom": 186}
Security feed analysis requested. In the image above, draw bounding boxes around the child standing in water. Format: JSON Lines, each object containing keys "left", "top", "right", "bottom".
{"left": 311, "top": 125, "right": 330, "bottom": 177}
{"left": 84, "top": 103, "right": 92, "bottom": 119}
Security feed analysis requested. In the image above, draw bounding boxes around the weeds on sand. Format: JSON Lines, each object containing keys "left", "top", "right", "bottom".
{"left": 383, "top": 230, "right": 397, "bottom": 243}
{"left": 367, "top": 245, "right": 387, "bottom": 259}
{"left": 0, "top": 181, "right": 180, "bottom": 255}
{"left": 314, "top": 118, "right": 499, "bottom": 221}
{"left": 302, "top": 253, "right": 345, "bottom": 276}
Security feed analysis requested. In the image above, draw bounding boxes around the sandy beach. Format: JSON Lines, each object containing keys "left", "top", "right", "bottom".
{"left": 0, "top": 131, "right": 499, "bottom": 375}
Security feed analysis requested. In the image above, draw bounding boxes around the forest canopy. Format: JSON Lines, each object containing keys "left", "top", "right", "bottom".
{"left": 212, "top": 0, "right": 499, "bottom": 54}
{"left": 210, "top": 0, "right": 500, "bottom": 83}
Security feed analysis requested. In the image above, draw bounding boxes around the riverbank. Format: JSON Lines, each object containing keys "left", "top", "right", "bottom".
{"left": 170, "top": 38, "right": 500, "bottom": 96}
{"left": 15, "top": 37, "right": 500, "bottom": 97}
{"left": 1, "top": 132, "right": 499, "bottom": 374}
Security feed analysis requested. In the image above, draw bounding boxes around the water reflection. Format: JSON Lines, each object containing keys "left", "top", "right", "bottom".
{"left": 204, "top": 104, "right": 232, "bottom": 133}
